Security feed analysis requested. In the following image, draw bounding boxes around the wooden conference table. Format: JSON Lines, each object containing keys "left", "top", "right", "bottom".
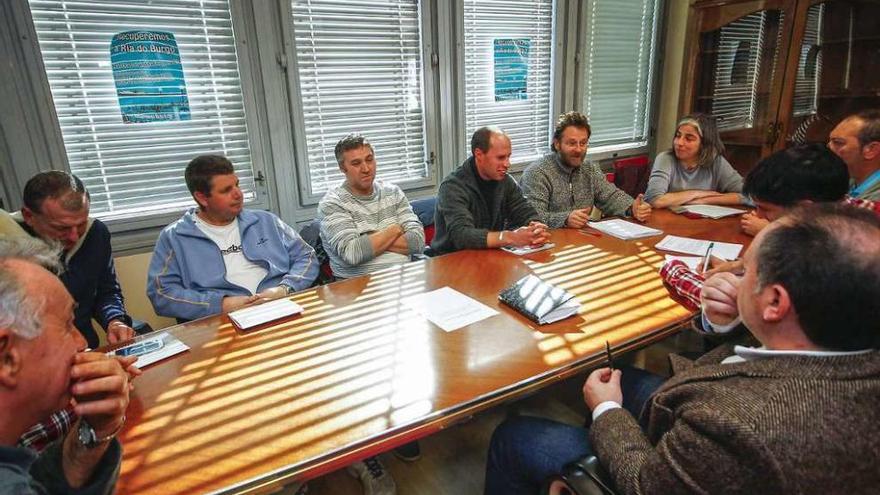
{"left": 115, "top": 210, "right": 751, "bottom": 495}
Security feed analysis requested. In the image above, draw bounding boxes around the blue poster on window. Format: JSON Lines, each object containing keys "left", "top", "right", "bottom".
{"left": 494, "top": 38, "right": 530, "bottom": 102}
{"left": 110, "top": 31, "right": 191, "bottom": 124}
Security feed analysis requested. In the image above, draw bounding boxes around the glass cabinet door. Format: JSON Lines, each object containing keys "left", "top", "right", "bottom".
{"left": 683, "top": 0, "right": 797, "bottom": 175}
{"left": 682, "top": 0, "right": 880, "bottom": 174}
{"left": 781, "top": 0, "right": 880, "bottom": 146}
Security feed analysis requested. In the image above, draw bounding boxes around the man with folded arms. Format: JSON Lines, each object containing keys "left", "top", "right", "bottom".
{"left": 0, "top": 237, "right": 134, "bottom": 494}
{"left": 433, "top": 127, "right": 549, "bottom": 254}
{"left": 147, "top": 155, "right": 318, "bottom": 321}
{"left": 318, "top": 134, "right": 424, "bottom": 279}
{"left": 485, "top": 203, "right": 880, "bottom": 494}
{"left": 521, "top": 111, "right": 651, "bottom": 228}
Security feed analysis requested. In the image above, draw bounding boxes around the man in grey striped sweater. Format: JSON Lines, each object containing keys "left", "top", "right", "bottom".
{"left": 318, "top": 134, "right": 425, "bottom": 280}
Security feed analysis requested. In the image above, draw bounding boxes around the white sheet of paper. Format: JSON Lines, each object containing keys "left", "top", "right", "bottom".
{"left": 664, "top": 255, "right": 703, "bottom": 270}
{"left": 679, "top": 205, "right": 746, "bottom": 219}
{"left": 228, "top": 298, "right": 304, "bottom": 329}
{"left": 402, "top": 286, "right": 499, "bottom": 332}
{"left": 655, "top": 235, "right": 743, "bottom": 260}
{"left": 586, "top": 219, "right": 662, "bottom": 240}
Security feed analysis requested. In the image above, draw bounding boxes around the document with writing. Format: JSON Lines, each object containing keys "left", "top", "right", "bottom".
{"left": 676, "top": 204, "right": 746, "bottom": 219}
{"left": 110, "top": 331, "right": 189, "bottom": 368}
{"left": 402, "top": 286, "right": 499, "bottom": 332}
{"left": 228, "top": 298, "right": 304, "bottom": 330}
{"left": 586, "top": 219, "right": 663, "bottom": 240}
{"left": 655, "top": 235, "right": 742, "bottom": 260}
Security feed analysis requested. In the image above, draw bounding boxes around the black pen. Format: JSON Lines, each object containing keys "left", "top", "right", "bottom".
{"left": 605, "top": 341, "right": 614, "bottom": 370}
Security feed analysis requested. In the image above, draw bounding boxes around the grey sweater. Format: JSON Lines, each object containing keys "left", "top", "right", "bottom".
{"left": 317, "top": 180, "right": 424, "bottom": 279}
{"left": 521, "top": 152, "right": 634, "bottom": 228}
{"left": 432, "top": 157, "right": 539, "bottom": 254}
{"left": 644, "top": 151, "right": 743, "bottom": 204}
{"left": 591, "top": 345, "right": 880, "bottom": 495}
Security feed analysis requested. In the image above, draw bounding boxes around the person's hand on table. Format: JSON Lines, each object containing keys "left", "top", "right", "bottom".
{"left": 740, "top": 211, "right": 769, "bottom": 237}
{"left": 222, "top": 294, "right": 260, "bottom": 313}
{"left": 256, "top": 286, "right": 289, "bottom": 303}
{"left": 632, "top": 194, "right": 652, "bottom": 222}
{"left": 583, "top": 367, "right": 623, "bottom": 411}
{"left": 566, "top": 208, "right": 592, "bottom": 229}
{"left": 106, "top": 319, "right": 135, "bottom": 344}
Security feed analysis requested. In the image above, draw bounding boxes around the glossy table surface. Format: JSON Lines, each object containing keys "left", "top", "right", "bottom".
{"left": 115, "top": 210, "right": 751, "bottom": 494}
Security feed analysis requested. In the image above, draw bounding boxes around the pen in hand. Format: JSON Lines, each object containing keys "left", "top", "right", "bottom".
{"left": 605, "top": 341, "right": 614, "bottom": 371}
{"left": 600, "top": 340, "right": 615, "bottom": 383}
{"left": 701, "top": 242, "right": 715, "bottom": 273}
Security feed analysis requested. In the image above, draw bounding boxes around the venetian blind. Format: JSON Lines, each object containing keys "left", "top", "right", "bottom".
{"left": 291, "top": 0, "right": 428, "bottom": 197}
{"left": 710, "top": 12, "right": 768, "bottom": 131}
{"left": 793, "top": 4, "right": 824, "bottom": 116}
{"left": 581, "top": 0, "right": 659, "bottom": 149}
{"left": 462, "top": 0, "right": 554, "bottom": 165}
{"left": 28, "top": 0, "right": 258, "bottom": 219}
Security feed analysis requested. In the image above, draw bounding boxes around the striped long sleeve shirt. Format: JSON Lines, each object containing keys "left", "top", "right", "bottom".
{"left": 318, "top": 180, "right": 425, "bottom": 279}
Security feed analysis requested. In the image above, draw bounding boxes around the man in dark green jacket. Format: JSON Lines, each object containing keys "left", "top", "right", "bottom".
{"left": 432, "top": 127, "right": 550, "bottom": 254}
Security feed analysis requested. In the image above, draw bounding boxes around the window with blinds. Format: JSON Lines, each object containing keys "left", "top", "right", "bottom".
{"left": 709, "top": 12, "right": 768, "bottom": 131}
{"left": 291, "top": 0, "right": 429, "bottom": 198}
{"left": 28, "top": 0, "right": 258, "bottom": 220}
{"left": 462, "top": 0, "right": 554, "bottom": 165}
{"left": 793, "top": 3, "right": 824, "bottom": 117}
{"left": 581, "top": 0, "right": 659, "bottom": 150}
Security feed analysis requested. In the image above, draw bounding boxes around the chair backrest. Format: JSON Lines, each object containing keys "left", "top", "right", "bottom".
{"left": 298, "top": 219, "right": 334, "bottom": 283}
{"left": 612, "top": 155, "right": 650, "bottom": 198}
{"left": 410, "top": 196, "right": 437, "bottom": 246}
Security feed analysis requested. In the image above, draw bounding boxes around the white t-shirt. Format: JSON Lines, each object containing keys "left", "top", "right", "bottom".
{"left": 195, "top": 216, "right": 267, "bottom": 295}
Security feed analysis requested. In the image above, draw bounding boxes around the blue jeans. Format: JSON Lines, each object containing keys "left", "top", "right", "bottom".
{"left": 484, "top": 366, "right": 666, "bottom": 495}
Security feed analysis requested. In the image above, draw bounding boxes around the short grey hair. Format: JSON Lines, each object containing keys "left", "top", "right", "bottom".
{"left": 334, "top": 134, "right": 373, "bottom": 167}
{"left": 0, "top": 237, "right": 62, "bottom": 340}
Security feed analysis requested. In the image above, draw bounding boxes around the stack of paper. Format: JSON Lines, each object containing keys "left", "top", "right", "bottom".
{"left": 228, "top": 298, "right": 304, "bottom": 329}
{"left": 655, "top": 235, "right": 743, "bottom": 260}
{"left": 676, "top": 205, "right": 746, "bottom": 219}
{"left": 586, "top": 219, "right": 663, "bottom": 240}
{"left": 501, "top": 242, "right": 555, "bottom": 255}
{"left": 111, "top": 331, "right": 189, "bottom": 368}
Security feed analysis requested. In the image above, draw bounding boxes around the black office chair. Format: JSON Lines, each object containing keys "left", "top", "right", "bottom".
{"left": 542, "top": 455, "right": 618, "bottom": 495}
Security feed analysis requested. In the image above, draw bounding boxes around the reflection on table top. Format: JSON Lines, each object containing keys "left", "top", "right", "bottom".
{"left": 116, "top": 210, "right": 751, "bottom": 494}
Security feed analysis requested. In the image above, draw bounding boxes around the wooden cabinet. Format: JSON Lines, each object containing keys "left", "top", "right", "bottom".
{"left": 680, "top": 0, "right": 880, "bottom": 174}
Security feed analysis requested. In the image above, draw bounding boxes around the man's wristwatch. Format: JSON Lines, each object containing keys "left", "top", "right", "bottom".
{"left": 77, "top": 417, "right": 125, "bottom": 449}
{"left": 280, "top": 283, "right": 294, "bottom": 296}
{"left": 499, "top": 231, "right": 506, "bottom": 243}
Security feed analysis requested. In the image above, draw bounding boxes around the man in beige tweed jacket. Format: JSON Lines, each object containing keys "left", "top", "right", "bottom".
{"left": 485, "top": 204, "right": 880, "bottom": 494}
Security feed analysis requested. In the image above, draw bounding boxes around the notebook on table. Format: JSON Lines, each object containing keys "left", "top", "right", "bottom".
{"left": 499, "top": 274, "right": 580, "bottom": 325}
{"left": 228, "top": 298, "right": 304, "bottom": 330}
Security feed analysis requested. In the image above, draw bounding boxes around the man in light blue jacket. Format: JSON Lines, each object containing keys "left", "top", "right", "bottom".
{"left": 147, "top": 155, "right": 318, "bottom": 321}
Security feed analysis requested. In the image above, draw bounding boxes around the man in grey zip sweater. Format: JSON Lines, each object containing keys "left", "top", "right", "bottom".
{"left": 432, "top": 127, "right": 550, "bottom": 255}
{"left": 521, "top": 112, "right": 651, "bottom": 228}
